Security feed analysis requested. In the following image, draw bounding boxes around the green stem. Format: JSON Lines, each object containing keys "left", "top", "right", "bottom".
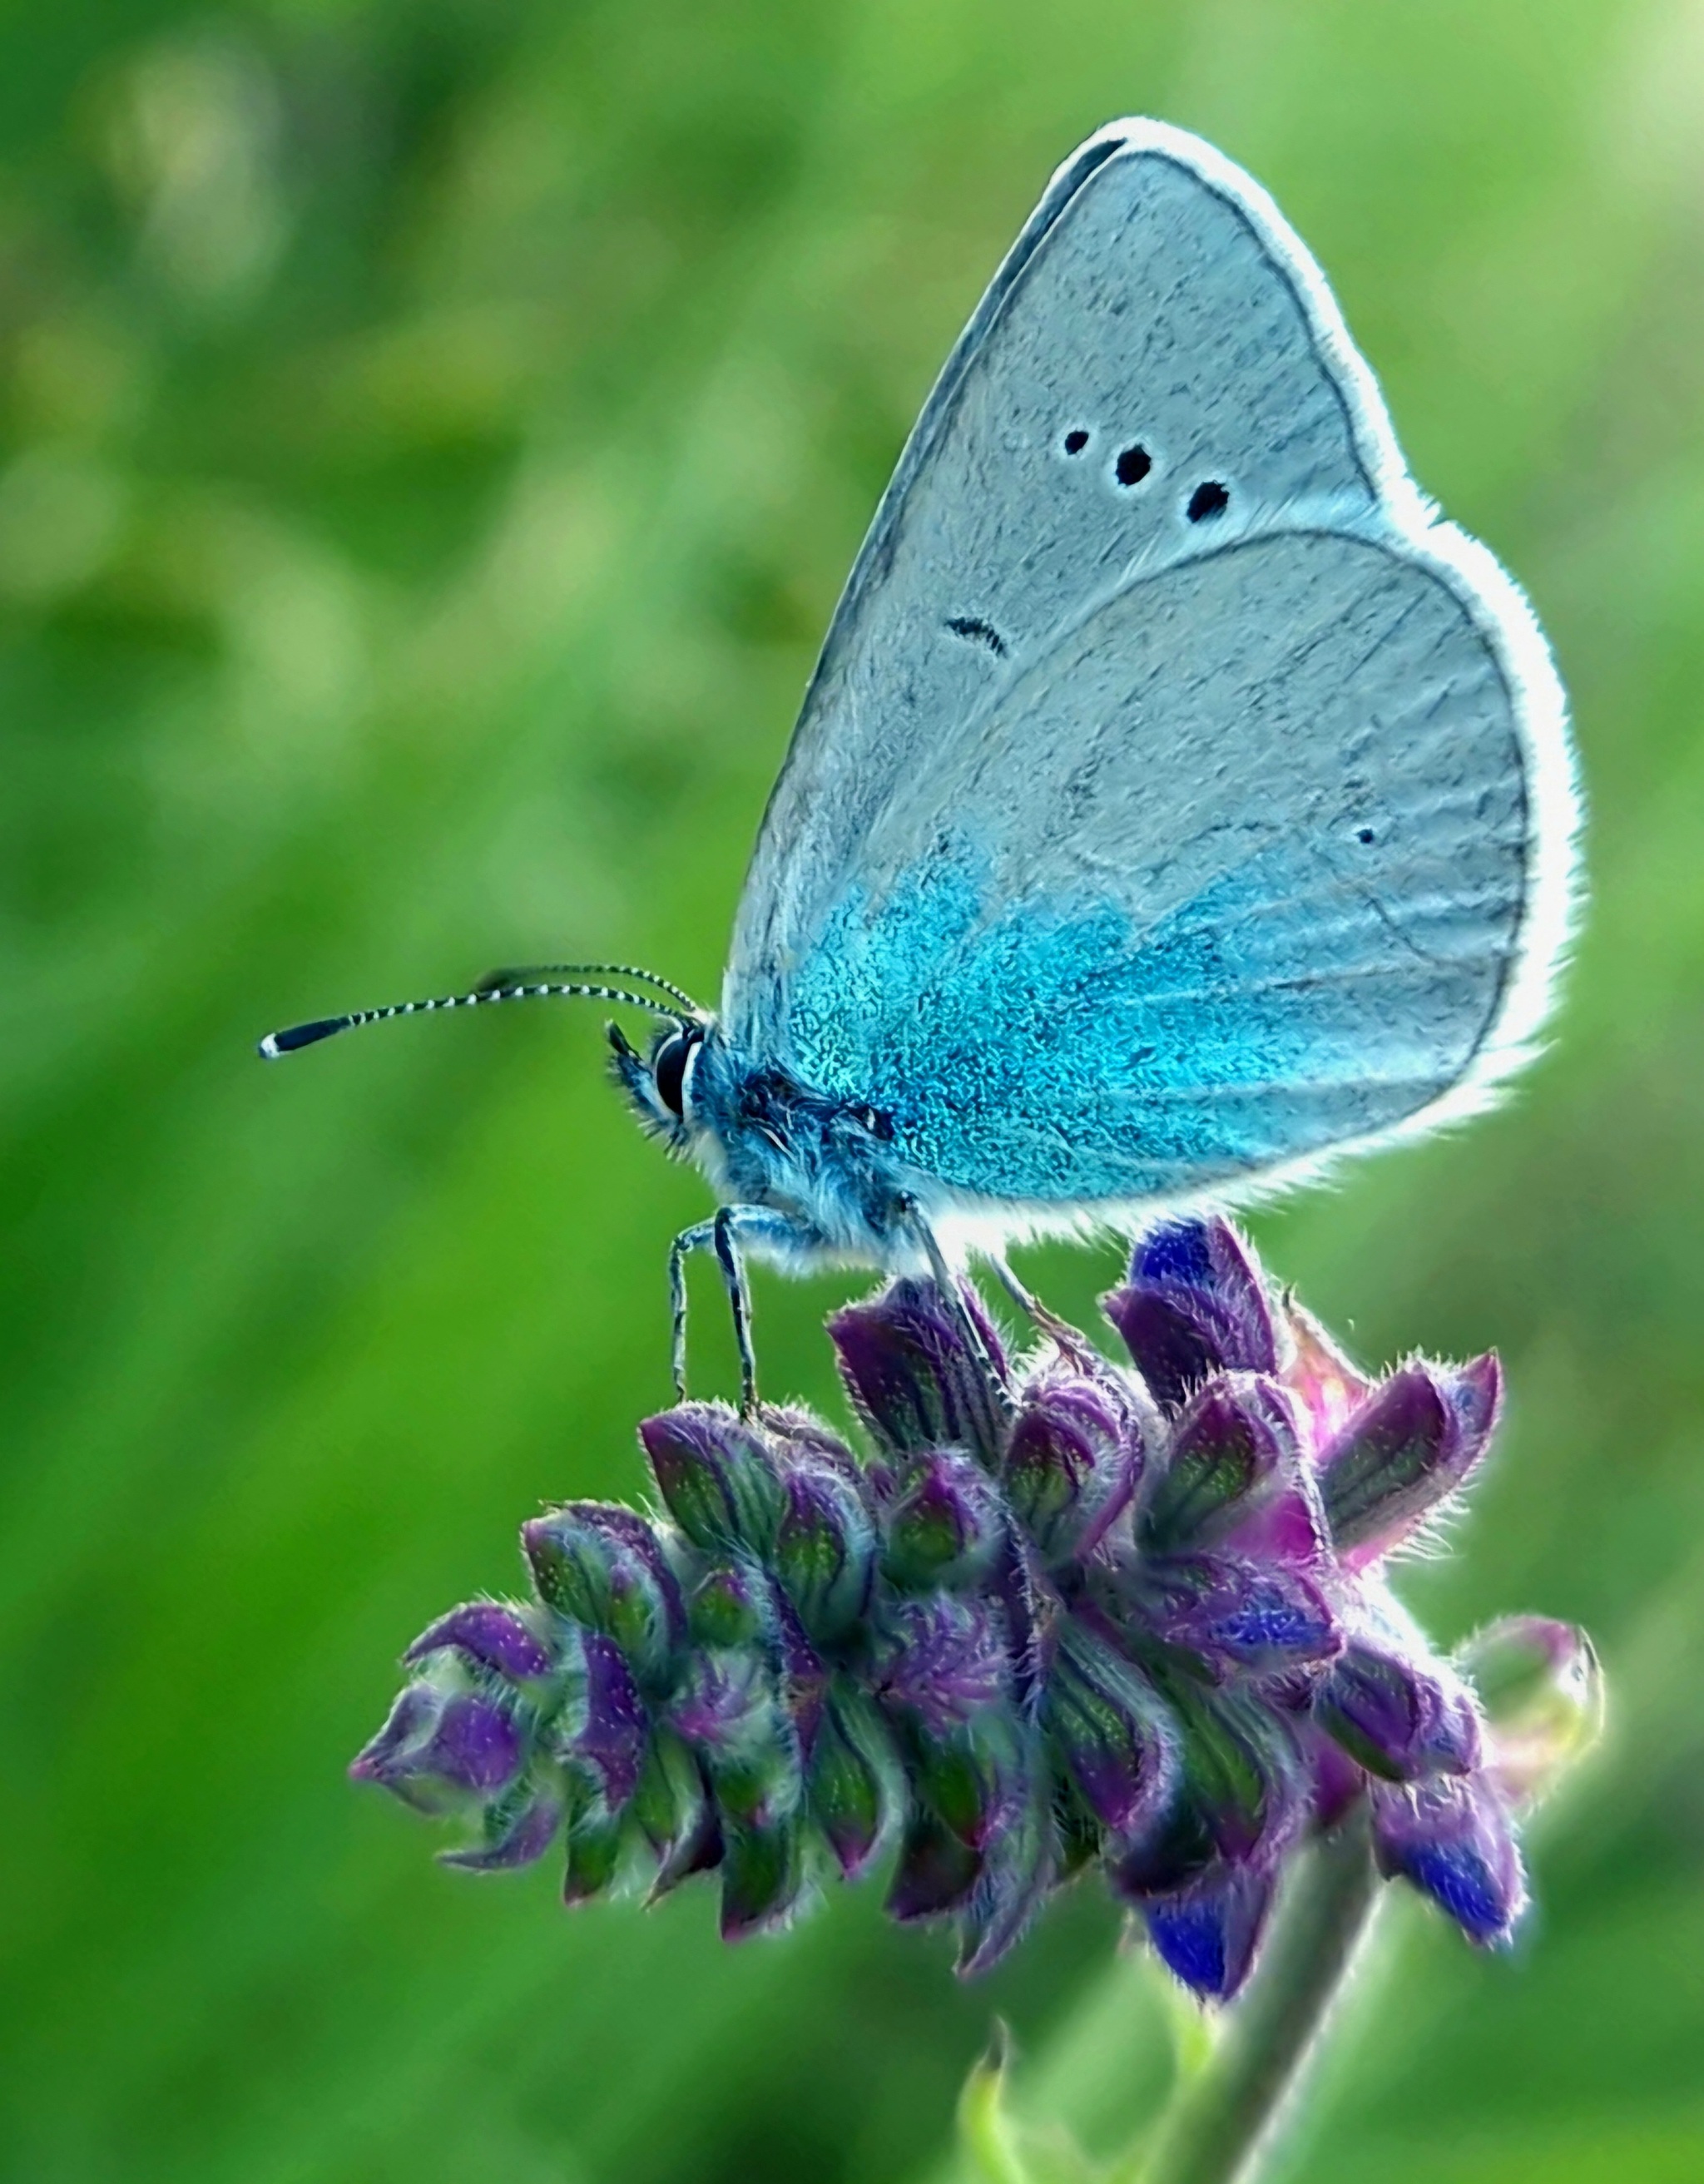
{"left": 1128, "top": 1810, "right": 1384, "bottom": 2184}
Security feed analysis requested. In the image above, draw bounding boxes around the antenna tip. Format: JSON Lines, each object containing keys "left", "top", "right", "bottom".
{"left": 258, "top": 1017, "right": 347, "bottom": 1058}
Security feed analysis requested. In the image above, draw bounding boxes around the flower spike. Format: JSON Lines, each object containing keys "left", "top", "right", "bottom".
{"left": 353, "top": 1222, "right": 1594, "bottom": 2000}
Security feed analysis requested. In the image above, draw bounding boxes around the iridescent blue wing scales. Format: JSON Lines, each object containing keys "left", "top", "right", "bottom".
{"left": 773, "top": 529, "right": 1529, "bottom": 1202}
{"left": 721, "top": 121, "right": 1576, "bottom": 1221}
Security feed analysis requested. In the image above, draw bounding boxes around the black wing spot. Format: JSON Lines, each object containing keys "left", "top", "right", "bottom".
{"left": 945, "top": 615, "right": 1008, "bottom": 658}
{"left": 1186, "top": 480, "right": 1230, "bottom": 522}
{"left": 1356, "top": 827, "right": 1376, "bottom": 844}
{"left": 1114, "top": 443, "right": 1152, "bottom": 487}
{"left": 1063, "top": 428, "right": 1090, "bottom": 454}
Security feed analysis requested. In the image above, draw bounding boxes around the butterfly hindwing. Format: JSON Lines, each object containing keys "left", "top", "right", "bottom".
{"left": 775, "top": 528, "right": 1527, "bottom": 1202}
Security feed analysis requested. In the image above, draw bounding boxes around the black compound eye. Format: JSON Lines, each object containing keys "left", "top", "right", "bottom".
{"left": 651, "top": 1028, "right": 697, "bottom": 1118}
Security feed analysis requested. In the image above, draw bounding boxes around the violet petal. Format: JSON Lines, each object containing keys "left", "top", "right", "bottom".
{"left": 829, "top": 1278, "right": 1008, "bottom": 1463}
{"left": 405, "top": 1601, "right": 552, "bottom": 1682}
{"left": 1314, "top": 1642, "right": 1480, "bottom": 1784}
{"left": 1141, "top": 1374, "right": 1300, "bottom": 1552}
{"left": 1372, "top": 1775, "right": 1527, "bottom": 1945}
{"left": 1141, "top": 1859, "right": 1277, "bottom": 2002}
{"left": 1004, "top": 1368, "right": 1143, "bottom": 1563}
{"left": 562, "top": 1630, "right": 648, "bottom": 1811}
{"left": 883, "top": 1449, "right": 1006, "bottom": 1592}
{"left": 1148, "top": 1554, "right": 1341, "bottom": 1677}
{"left": 1044, "top": 1618, "right": 1178, "bottom": 1841}
{"left": 440, "top": 1785, "right": 563, "bottom": 1872}
{"left": 885, "top": 1809, "right": 983, "bottom": 1923}
{"left": 1105, "top": 1221, "right": 1276, "bottom": 1409}
{"left": 877, "top": 1594, "right": 1011, "bottom": 1736}
{"left": 639, "top": 1404, "right": 785, "bottom": 1557}
{"left": 771, "top": 1462, "right": 876, "bottom": 1642}
{"left": 1319, "top": 1358, "right": 1499, "bottom": 1569}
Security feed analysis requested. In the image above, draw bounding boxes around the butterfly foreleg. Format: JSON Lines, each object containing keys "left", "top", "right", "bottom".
{"left": 667, "top": 1220, "right": 715, "bottom": 1401}
{"left": 669, "top": 1205, "right": 813, "bottom": 1411}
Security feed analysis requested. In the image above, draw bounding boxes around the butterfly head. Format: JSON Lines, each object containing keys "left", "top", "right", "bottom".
{"left": 610, "top": 1016, "right": 708, "bottom": 1152}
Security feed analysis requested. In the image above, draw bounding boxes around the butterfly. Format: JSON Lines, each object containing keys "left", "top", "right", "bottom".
{"left": 261, "top": 119, "right": 1579, "bottom": 1407}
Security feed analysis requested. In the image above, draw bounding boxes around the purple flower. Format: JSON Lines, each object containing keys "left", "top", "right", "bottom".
{"left": 639, "top": 1404, "right": 785, "bottom": 1556}
{"left": 718, "top": 1814, "right": 807, "bottom": 1940}
{"left": 903, "top": 1702, "right": 1031, "bottom": 1860}
{"left": 1140, "top": 1860, "right": 1278, "bottom": 2003}
{"left": 955, "top": 1775, "right": 1055, "bottom": 1976}
{"left": 1318, "top": 1357, "right": 1500, "bottom": 1568}
{"left": 523, "top": 1503, "right": 684, "bottom": 1681}
{"left": 829, "top": 1277, "right": 1008, "bottom": 1463}
{"left": 770, "top": 1460, "right": 876, "bottom": 1643}
{"left": 554, "top": 1627, "right": 648, "bottom": 1811}
{"left": 1104, "top": 1220, "right": 1277, "bottom": 1410}
{"left": 1003, "top": 1364, "right": 1146, "bottom": 1562}
{"left": 685, "top": 1558, "right": 774, "bottom": 1650}
{"left": 1371, "top": 1775, "right": 1527, "bottom": 1946}
{"left": 670, "top": 1647, "right": 801, "bottom": 1832}
{"left": 404, "top": 1601, "right": 552, "bottom": 1682}
{"left": 886, "top": 1808, "right": 984, "bottom": 1924}
{"left": 1179, "top": 1684, "right": 1309, "bottom": 1871}
{"left": 351, "top": 1214, "right": 1595, "bottom": 2006}
{"left": 877, "top": 1594, "right": 1011, "bottom": 1737}
{"left": 350, "top": 1682, "right": 524, "bottom": 1812}
{"left": 1139, "top": 1374, "right": 1304, "bottom": 1553}
{"left": 1142, "top": 1553, "right": 1340, "bottom": 1679}
{"left": 882, "top": 1449, "right": 1008, "bottom": 1592}
{"left": 807, "top": 1692, "right": 890, "bottom": 1879}
{"left": 1044, "top": 1617, "right": 1177, "bottom": 1841}
{"left": 440, "top": 1784, "right": 565, "bottom": 1872}
{"left": 1314, "top": 1640, "right": 1482, "bottom": 1783}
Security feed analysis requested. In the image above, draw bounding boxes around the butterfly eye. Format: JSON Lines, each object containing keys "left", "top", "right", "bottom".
{"left": 651, "top": 1028, "right": 699, "bottom": 1119}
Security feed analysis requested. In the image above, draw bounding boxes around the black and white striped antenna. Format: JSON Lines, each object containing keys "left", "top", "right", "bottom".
{"left": 257, "top": 963, "right": 701, "bottom": 1059}
{"left": 473, "top": 962, "right": 703, "bottom": 1013}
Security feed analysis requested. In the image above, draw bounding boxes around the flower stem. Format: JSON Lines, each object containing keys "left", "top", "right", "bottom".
{"left": 1128, "top": 1810, "right": 1384, "bottom": 2184}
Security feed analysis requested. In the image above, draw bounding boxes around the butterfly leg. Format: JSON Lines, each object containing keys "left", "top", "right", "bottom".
{"left": 669, "top": 1206, "right": 804, "bottom": 1410}
{"left": 668, "top": 1221, "right": 716, "bottom": 1401}
{"left": 712, "top": 1204, "right": 758, "bottom": 1415}
{"left": 898, "top": 1199, "right": 1013, "bottom": 1450}
{"left": 986, "top": 1250, "right": 1098, "bottom": 1367}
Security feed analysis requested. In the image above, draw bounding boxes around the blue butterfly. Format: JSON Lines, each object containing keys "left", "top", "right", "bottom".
{"left": 262, "top": 121, "right": 1580, "bottom": 1404}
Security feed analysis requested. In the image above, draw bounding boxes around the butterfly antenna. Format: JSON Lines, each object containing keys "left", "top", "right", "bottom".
{"left": 257, "top": 979, "right": 679, "bottom": 1059}
{"left": 474, "top": 962, "right": 704, "bottom": 1015}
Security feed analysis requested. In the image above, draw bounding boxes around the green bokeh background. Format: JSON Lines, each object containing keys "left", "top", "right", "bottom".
{"left": 3, "top": 2, "right": 1702, "bottom": 2179}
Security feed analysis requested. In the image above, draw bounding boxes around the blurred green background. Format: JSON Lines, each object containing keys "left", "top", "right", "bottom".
{"left": 3, "top": 2, "right": 1702, "bottom": 2178}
